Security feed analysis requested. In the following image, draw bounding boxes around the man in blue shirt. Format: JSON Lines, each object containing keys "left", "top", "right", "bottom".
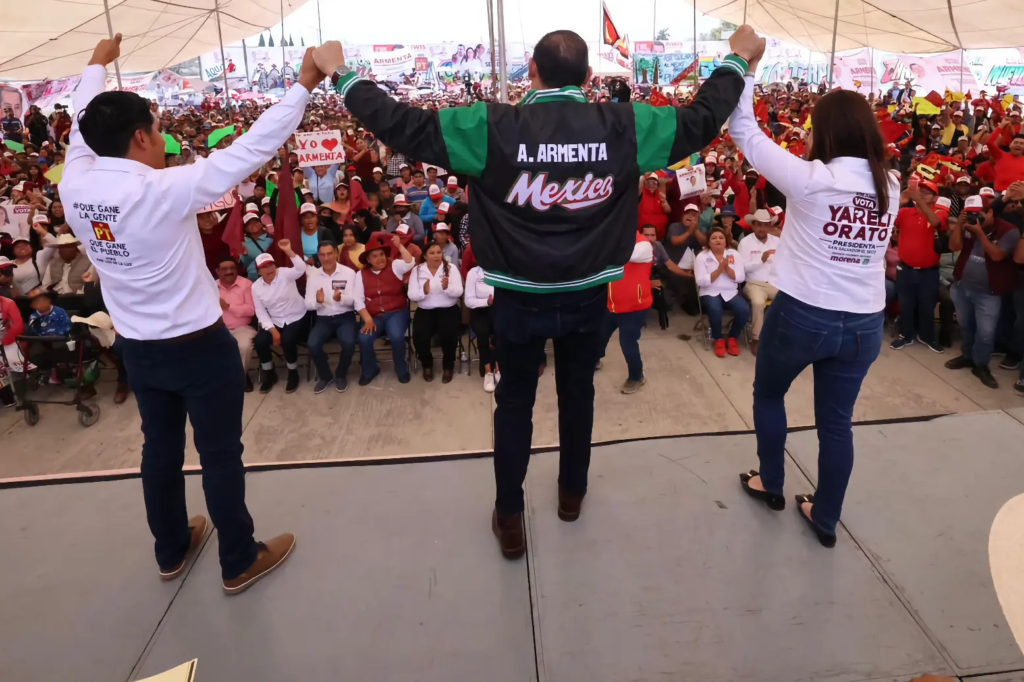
{"left": 1, "top": 106, "right": 24, "bottom": 144}
{"left": 403, "top": 169, "right": 430, "bottom": 208}
{"left": 302, "top": 163, "right": 340, "bottom": 203}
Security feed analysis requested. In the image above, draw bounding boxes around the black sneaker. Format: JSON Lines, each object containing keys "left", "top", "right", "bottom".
{"left": 259, "top": 369, "right": 278, "bottom": 394}
{"left": 944, "top": 355, "right": 974, "bottom": 370}
{"left": 890, "top": 336, "right": 914, "bottom": 350}
{"left": 285, "top": 369, "right": 300, "bottom": 394}
{"left": 999, "top": 354, "right": 1022, "bottom": 371}
{"left": 923, "top": 340, "right": 945, "bottom": 354}
{"left": 313, "top": 378, "right": 333, "bottom": 394}
{"left": 972, "top": 364, "right": 999, "bottom": 389}
{"left": 244, "top": 374, "right": 254, "bottom": 393}
{"left": 1015, "top": 380, "right": 1024, "bottom": 397}
{"left": 358, "top": 368, "right": 380, "bottom": 386}
{"left": 397, "top": 373, "right": 411, "bottom": 384}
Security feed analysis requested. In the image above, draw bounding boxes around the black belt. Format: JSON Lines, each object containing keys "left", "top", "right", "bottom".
{"left": 899, "top": 261, "right": 938, "bottom": 271}
{"left": 151, "top": 319, "right": 225, "bottom": 344}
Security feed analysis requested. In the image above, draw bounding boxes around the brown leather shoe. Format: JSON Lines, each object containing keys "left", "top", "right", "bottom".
{"left": 159, "top": 515, "right": 209, "bottom": 581}
{"left": 442, "top": 369, "right": 453, "bottom": 384}
{"left": 423, "top": 366, "right": 434, "bottom": 382}
{"left": 491, "top": 509, "right": 525, "bottom": 560}
{"left": 558, "top": 486, "right": 584, "bottom": 522}
{"left": 114, "top": 382, "right": 129, "bottom": 404}
{"left": 223, "top": 533, "right": 296, "bottom": 595}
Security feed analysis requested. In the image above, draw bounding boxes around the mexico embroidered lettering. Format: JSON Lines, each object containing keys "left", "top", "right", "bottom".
{"left": 504, "top": 171, "right": 615, "bottom": 211}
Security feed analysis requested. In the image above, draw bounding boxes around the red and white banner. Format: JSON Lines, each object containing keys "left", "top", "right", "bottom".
{"left": 106, "top": 72, "right": 156, "bottom": 93}
{"left": 876, "top": 50, "right": 980, "bottom": 94}
{"left": 22, "top": 75, "right": 81, "bottom": 108}
{"left": 198, "top": 191, "right": 237, "bottom": 215}
{"left": 294, "top": 130, "right": 345, "bottom": 168}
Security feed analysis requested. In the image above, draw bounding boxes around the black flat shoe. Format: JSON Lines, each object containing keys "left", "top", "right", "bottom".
{"left": 739, "top": 471, "right": 785, "bottom": 510}
{"left": 794, "top": 494, "right": 837, "bottom": 548}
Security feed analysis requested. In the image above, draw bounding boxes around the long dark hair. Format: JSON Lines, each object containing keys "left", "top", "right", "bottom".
{"left": 422, "top": 241, "right": 450, "bottom": 279}
{"left": 809, "top": 90, "right": 890, "bottom": 218}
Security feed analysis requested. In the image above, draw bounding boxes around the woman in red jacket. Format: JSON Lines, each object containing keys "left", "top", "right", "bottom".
{"left": 637, "top": 173, "right": 670, "bottom": 239}
{"left": 1, "top": 291, "right": 26, "bottom": 407}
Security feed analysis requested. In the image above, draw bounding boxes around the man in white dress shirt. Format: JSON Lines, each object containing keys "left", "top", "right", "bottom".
{"left": 304, "top": 241, "right": 358, "bottom": 394}
{"left": 251, "top": 243, "right": 307, "bottom": 394}
{"left": 59, "top": 35, "right": 325, "bottom": 594}
{"left": 738, "top": 208, "right": 781, "bottom": 355}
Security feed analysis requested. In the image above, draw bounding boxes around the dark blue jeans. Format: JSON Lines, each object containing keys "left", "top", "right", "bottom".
{"left": 599, "top": 308, "right": 647, "bottom": 381}
{"left": 701, "top": 293, "right": 751, "bottom": 339}
{"left": 949, "top": 281, "right": 1001, "bottom": 367}
{"left": 753, "top": 292, "right": 883, "bottom": 535}
{"left": 493, "top": 285, "right": 606, "bottom": 516}
{"left": 120, "top": 324, "right": 258, "bottom": 580}
{"left": 357, "top": 308, "right": 410, "bottom": 379}
{"left": 308, "top": 312, "right": 357, "bottom": 382}
{"left": 896, "top": 264, "right": 939, "bottom": 343}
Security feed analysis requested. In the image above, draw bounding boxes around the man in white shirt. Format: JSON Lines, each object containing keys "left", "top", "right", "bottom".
{"left": 305, "top": 241, "right": 358, "bottom": 394}
{"left": 738, "top": 209, "right": 781, "bottom": 355}
{"left": 252, "top": 242, "right": 307, "bottom": 394}
{"left": 58, "top": 35, "right": 323, "bottom": 594}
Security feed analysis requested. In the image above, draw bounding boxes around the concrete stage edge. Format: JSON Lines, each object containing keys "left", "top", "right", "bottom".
{"left": 2, "top": 411, "right": 1023, "bottom": 682}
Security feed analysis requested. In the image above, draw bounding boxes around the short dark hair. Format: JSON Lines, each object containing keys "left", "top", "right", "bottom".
{"left": 533, "top": 30, "right": 589, "bottom": 89}
{"left": 218, "top": 256, "right": 238, "bottom": 267}
{"left": 412, "top": 169, "right": 424, "bottom": 176}
{"left": 318, "top": 240, "right": 338, "bottom": 251}
{"left": 78, "top": 91, "right": 155, "bottom": 158}
{"left": 640, "top": 224, "right": 658, "bottom": 233}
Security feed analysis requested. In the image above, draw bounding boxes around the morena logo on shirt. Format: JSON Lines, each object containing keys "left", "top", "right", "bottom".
{"left": 504, "top": 171, "right": 615, "bottom": 212}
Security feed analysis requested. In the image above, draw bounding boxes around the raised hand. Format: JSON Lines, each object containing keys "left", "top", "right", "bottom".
{"left": 313, "top": 41, "right": 346, "bottom": 76}
{"left": 89, "top": 34, "right": 122, "bottom": 68}
{"left": 278, "top": 238, "right": 293, "bottom": 255}
{"left": 729, "top": 25, "right": 766, "bottom": 72}
{"left": 298, "top": 47, "right": 327, "bottom": 93}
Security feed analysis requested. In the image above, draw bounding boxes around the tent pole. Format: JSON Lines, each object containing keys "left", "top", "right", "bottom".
{"left": 280, "top": 0, "right": 287, "bottom": 87}
{"left": 653, "top": 0, "right": 657, "bottom": 41}
{"left": 487, "top": 0, "right": 498, "bottom": 97}
{"left": 869, "top": 46, "right": 874, "bottom": 95}
{"left": 958, "top": 48, "right": 964, "bottom": 92}
{"left": 101, "top": 0, "right": 123, "bottom": 89}
{"left": 242, "top": 38, "right": 250, "bottom": 88}
{"left": 692, "top": 0, "right": 698, "bottom": 87}
{"left": 743, "top": 0, "right": 748, "bottom": 24}
{"left": 827, "top": 0, "right": 839, "bottom": 89}
{"left": 214, "top": 0, "right": 233, "bottom": 112}
{"left": 496, "top": 0, "right": 508, "bottom": 103}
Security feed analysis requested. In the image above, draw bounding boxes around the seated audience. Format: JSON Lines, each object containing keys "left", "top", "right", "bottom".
{"left": 299, "top": 202, "right": 331, "bottom": 264}
{"left": 42, "top": 233, "right": 90, "bottom": 294}
{"left": 252, "top": 240, "right": 307, "bottom": 394}
{"left": 432, "top": 222, "right": 460, "bottom": 267}
{"left": 240, "top": 211, "right": 273, "bottom": 281}
{"left": 353, "top": 232, "right": 415, "bottom": 385}
{"left": 305, "top": 241, "right": 358, "bottom": 394}
{"left": 217, "top": 256, "right": 257, "bottom": 393}
{"left": 11, "top": 234, "right": 49, "bottom": 295}
{"left": 738, "top": 209, "right": 780, "bottom": 355}
{"left": 695, "top": 226, "right": 750, "bottom": 357}
{"left": 386, "top": 195, "right": 425, "bottom": 244}
{"left": 464, "top": 263, "right": 498, "bottom": 392}
{"left": 408, "top": 240, "right": 464, "bottom": 383}
{"left": 443, "top": 176, "right": 463, "bottom": 202}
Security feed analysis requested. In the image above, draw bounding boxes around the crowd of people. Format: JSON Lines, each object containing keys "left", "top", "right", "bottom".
{"left": 3, "top": 66, "right": 1024, "bottom": 410}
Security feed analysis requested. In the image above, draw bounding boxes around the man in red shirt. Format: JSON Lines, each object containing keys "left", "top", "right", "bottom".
{"left": 892, "top": 180, "right": 946, "bottom": 352}
{"left": 987, "top": 132, "right": 1024, "bottom": 192}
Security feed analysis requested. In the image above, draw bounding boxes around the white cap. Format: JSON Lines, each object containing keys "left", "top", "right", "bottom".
{"left": 705, "top": 154, "right": 718, "bottom": 164}
{"left": 399, "top": 163, "right": 410, "bottom": 170}
{"left": 0, "top": 256, "right": 11, "bottom": 267}
{"left": 683, "top": 203, "right": 700, "bottom": 213}
{"left": 982, "top": 145, "right": 990, "bottom": 153}
{"left": 935, "top": 196, "right": 952, "bottom": 210}
{"left": 255, "top": 253, "right": 276, "bottom": 268}
{"left": 428, "top": 185, "right": 442, "bottom": 196}
{"left": 644, "top": 172, "right": 659, "bottom": 180}
{"left": 13, "top": 182, "right": 25, "bottom": 192}
{"left": 447, "top": 175, "right": 458, "bottom": 186}
{"left": 373, "top": 166, "right": 383, "bottom": 173}
{"left": 32, "top": 213, "right": 49, "bottom": 224}
{"left": 396, "top": 223, "right": 410, "bottom": 235}
{"left": 963, "top": 195, "right": 984, "bottom": 212}
{"left": 299, "top": 202, "right": 317, "bottom": 215}
{"left": 915, "top": 144, "right": 926, "bottom": 152}
{"left": 243, "top": 212, "right": 260, "bottom": 223}
{"left": 434, "top": 221, "right": 450, "bottom": 232}
{"left": 979, "top": 187, "right": 996, "bottom": 197}
{"left": 931, "top": 123, "right": 942, "bottom": 129}
{"left": 956, "top": 175, "right": 970, "bottom": 184}
{"left": 261, "top": 197, "right": 271, "bottom": 206}
{"left": 245, "top": 202, "right": 258, "bottom": 213}
{"left": 437, "top": 202, "right": 452, "bottom": 213}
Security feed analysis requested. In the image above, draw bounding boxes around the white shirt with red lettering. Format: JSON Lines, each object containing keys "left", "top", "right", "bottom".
{"left": 729, "top": 76, "right": 899, "bottom": 314}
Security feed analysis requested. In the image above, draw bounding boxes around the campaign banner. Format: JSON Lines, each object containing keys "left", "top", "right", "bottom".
{"left": 22, "top": 75, "right": 81, "bottom": 108}
{"left": 107, "top": 72, "right": 156, "bottom": 93}
{"left": 831, "top": 49, "right": 876, "bottom": 91}
{"left": 876, "top": 50, "right": 980, "bottom": 95}
{"left": 154, "top": 69, "right": 183, "bottom": 90}
{"left": 198, "top": 192, "right": 237, "bottom": 215}
{"left": 294, "top": 130, "right": 345, "bottom": 167}
{"left": 675, "top": 165, "right": 706, "bottom": 199}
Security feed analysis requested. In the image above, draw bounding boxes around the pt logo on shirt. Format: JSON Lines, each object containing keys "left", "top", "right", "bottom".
{"left": 91, "top": 221, "right": 115, "bottom": 242}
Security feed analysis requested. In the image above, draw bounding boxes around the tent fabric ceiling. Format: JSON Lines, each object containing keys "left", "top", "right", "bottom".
{"left": 0, "top": 0, "right": 311, "bottom": 81}
{"left": 696, "top": 0, "right": 1024, "bottom": 54}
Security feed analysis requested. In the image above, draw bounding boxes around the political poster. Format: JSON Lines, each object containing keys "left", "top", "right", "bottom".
{"left": 294, "top": 130, "right": 345, "bottom": 168}
{"left": 676, "top": 165, "right": 706, "bottom": 199}
{"left": 198, "top": 191, "right": 237, "bottom": 215}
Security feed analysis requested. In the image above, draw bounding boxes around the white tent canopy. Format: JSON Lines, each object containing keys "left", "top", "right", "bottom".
{"left": 589, "top": 53, "right": 631, "bottom": 78}
{"left": 0, "top": 0, "right": 312, "bottom": 81}
{"left": 697, "top": 0, "right": 1023, "bottom": 54}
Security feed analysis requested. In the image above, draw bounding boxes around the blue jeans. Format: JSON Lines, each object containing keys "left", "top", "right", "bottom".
{"left": 753, "top": 292, "right": 883, "bottom": 535}
{"left": 599, "top": 308, "right": 647, "bottom": 381}
{"left": 308, "top": 312, "right": 357, "bottom": 382}
{"left": 120, "top": 324, "right": 258, "bottom": 580}
{"left": 701, "top": 293, "right": 751, "bottom": 339}
{"left": 949, "top": 282, "right": 1001, "bottom": 367}
{"left": 896, "top": 265, "right": 939, "bottom": 343}
{"left": 493, "top": 285, "right": 606, "bottom": 516}
{"left": 357, "top": 308, "right": 410, "bottom": 379}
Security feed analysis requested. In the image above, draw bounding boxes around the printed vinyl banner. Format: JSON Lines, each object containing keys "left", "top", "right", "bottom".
{"left": 294, "top": 130, "right": 345, "bottom": 167}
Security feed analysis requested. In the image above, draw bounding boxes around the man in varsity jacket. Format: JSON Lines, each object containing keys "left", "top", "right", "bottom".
{"left": 316, "top": 27, "right": 765, "bottom": 559}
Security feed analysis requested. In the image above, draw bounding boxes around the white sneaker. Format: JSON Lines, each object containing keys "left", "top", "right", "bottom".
{"left": 484, "top": 372, "right": 496, "bottom": 393}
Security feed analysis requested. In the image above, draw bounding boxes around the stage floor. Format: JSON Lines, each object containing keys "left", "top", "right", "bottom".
{"left": 3, "top": 411, "right": 1024, "bottom": 682}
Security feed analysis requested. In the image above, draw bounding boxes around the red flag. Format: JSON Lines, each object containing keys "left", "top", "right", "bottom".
{"left": 754, "top": 99, "right": 770, "bottom": 125}
{"left": 879, "top": 118, "right": 910, "bottom": 145}
{"left": 220, "top": 190, "right": 245, "bottom": 259}
{"left": 270, "top": 157, "right": 302, "bottom": 267}
{"left": 348, "top": 180, "right": 370, "bottom": 214}
{"left": 602, "top": 1, "right": 630, "bottom": 60}
{"left": 649, "top": 89, "right": 670, "bottom": 107}
{"left": 924, "top": 91, "right": 945, "bottom": 109}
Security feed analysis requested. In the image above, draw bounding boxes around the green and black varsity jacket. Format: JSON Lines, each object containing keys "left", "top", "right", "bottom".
{"left": 333, "top": 55, "right": 748, "bottom": 293}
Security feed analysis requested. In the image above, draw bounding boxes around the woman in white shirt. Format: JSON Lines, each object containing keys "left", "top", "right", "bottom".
{"left": 695, "top": 226, "right": 749, "bottom": 358}
{"left": 730, "top": 45, "right": 898, "bottom": 548}
{"left": 464, "top": 265, "right": 499, "bottom": 392}
{"left": 408, "top": 241, "right": 464, "bottom": 383}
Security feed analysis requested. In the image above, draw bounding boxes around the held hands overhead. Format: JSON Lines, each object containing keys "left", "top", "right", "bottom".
{"left": 729, "top": 26, "right": 766, "bottom": 73}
